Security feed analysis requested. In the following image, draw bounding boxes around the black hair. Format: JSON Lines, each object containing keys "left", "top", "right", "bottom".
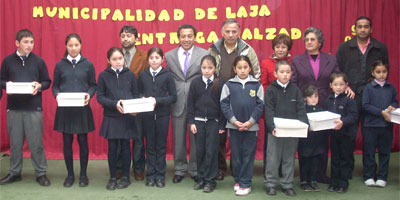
{"left": 64, "top": 33, "right": 82, "bottom": 57}
{"left": 369, "top": 60, "right": 389, "bottom": 82}
{"left": 200, "top": 55, "right": 220, "bottom": 93}
{"left": 147, "top": 47, "right": 164, "bottom": 60}
{"left": 275, "top": 60, "right": 291, "bottom": 72}
{"left": 16, "top": 29, "right": 34, "bottom": 42}
{"left": 329, "top": 72, "right": 348, "bottom": 83}
{"left": 177, "top": 24, "right": 197, "bottom": 37}
{"left": 302, "top": 85, "right": 319, "bottom": 98}
{"left": 355, "top": 16, "right": 372, "bottom": 28}
{"left": 106, "top": 47, "right": 124, "bottom": 68}
{"left": 119, "top": 25, "right": 138, "bottom": 38}
{"left": 230, "top": 56, "right": 254, "bottom": 78}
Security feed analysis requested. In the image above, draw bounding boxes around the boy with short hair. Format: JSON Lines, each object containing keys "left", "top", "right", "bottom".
{"left": 0, "top": 29, "right": 51, "bottom": 186}
{"left": 264, "top": 60, "right": 308, "bottom": 197}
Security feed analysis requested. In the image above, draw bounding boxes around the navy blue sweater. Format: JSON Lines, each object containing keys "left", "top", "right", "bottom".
{"left": 1, "top": 51, "right": 51, "bottom": 110}
{"left": 137, "top": 67, "right": 177, "bottom": 117}
{"left": 187, "top": 76, "right": 226, "bottom": 129}
{"left": 362, "top": 81, "right": 398, "bottom": 127}
{"left": 325, "top": 93, "right": 358, "bottom": 137}
{"left": 97, "top": 67, "right": 139, "bottom": 117}
{"left": 220, "top": 75, "right": 264, "bottom": 131}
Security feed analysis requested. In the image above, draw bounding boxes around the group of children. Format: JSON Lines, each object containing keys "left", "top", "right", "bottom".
{"left": 98, "top": 45, "right": 397, "bottom": 196}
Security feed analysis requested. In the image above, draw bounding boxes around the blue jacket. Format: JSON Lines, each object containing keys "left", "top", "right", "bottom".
{"left": 325, "top": 93, "right": 358, "bottom": 137}
{"left": 362, "top": 80, "right": 398, "bottom": 127}
{"left": 220, "top": 75, "right": 264, "bottom": 131}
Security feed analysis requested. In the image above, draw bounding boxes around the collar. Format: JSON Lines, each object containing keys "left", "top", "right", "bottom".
{"left": 202, "top": 75, "right": 214, "bottom": 84}
{"left": 111, "top": 67, "right": 123, "bottom": 73}
{"left": 178, "top": 45, "right": 194, "bottom": 56}
{"left": 67, "top": 54, "right": 81, "bottom": 63}
{"left": 150, "top": 66, "right": 162, "bottom": 75}
{"left": 224, "top": 40, "right": 238, "bottom": 54}
{"left": 124, "top": 46, "right": 136, "bottom": 56}
{"left": 276, "top": 80, "right": 289, "bottom": 88}
{"left": 372, "top": 79, "right": 388, "bottom": 87}
{"left": 16, "top": 50, "right": 30, "bottom": 59}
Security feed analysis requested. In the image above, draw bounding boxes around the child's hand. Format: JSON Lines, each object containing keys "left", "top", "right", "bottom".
{"left": 241, "top": 121, "right": 253, "bottom": 131}
{"left": 84, "top": 93, "right": 90, "bottom": 106}
{"left": 333, "top": 120, "right": 343, "bottom": 130}
{"left": 387, "top": 106, "right": 396, "bottom": 112}
{"left": 272, "top": 128, "right": 276, "bottom": 136}
{"left": 116, "top": 100, "right": 124, "bottom": 114}
{"left": 219, "top": 129, "right": 225, "bottom": 134}
{"left": 382, "top": 110, "right": 391, "bottom": 122}
{"left": 233, "top": 121, "right": 243, "bottom": 129}
{"left": 32, "top": 81, "right": 42, "bottom": 96}
{"left": 190, "top": 124, "right": 197, "bottom": 134}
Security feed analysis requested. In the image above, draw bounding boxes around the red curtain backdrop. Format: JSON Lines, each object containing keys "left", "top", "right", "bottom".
{"left": 0, "top": 0, "right": 399, "bottom": 159}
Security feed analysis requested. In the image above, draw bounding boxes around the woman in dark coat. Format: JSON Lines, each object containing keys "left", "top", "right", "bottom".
{"left": 97, "top": 47, "right": 139, "bottom": 190}
{"left": 291, "top": 27, "right": 339, "bottom": 184}
{"left": 52, "top": 33, "right": 96, "bottom": 187}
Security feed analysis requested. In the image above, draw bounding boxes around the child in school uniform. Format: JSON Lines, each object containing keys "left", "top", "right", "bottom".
{"left": 362, "top": 60, "right": 398, "bottom": 188}
{"left": 264, "top": 60, "right": 308, "bottom": 197}
{"left": 298, "top": 85, "right": 326, "bottom": 192}
{"left": 187, "top": 55, "right": 226, "bottom": 193}
{"left": 52, "top": 33, "right": 96, "bottom": 187}
{"left": 325, "top": 72, "right": 358, "bottom": 193}
{"left": 137, "top": 47, "right": 177, "bottom": 188}
{"left": 97, "top": 47, "right": 139, "bottom": 190}
{"left": 220, "top": 55, "right": 264, "bottom": 196}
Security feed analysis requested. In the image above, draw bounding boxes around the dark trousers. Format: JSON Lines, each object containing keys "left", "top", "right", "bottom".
{"left": 217, "top": 132, "right": 228, "bottom": 173}
{"left": 362, "top": 126, "right": 393, "bottom": 181}
{"left": 299, "top": 155, "right": 320, "bottom": 182}
{"left": 229, "top": 129, "right": 257, "bottom": 188}
{"left": 63, "top": 133, "right": 89, "bottom": 177}
{"left": 330, "top": 134, "right": 354, "bottom": 189}
{"left": 194, "top": 120, "right": 220, "bottom": 187}
{"left": 143, "top": 115, "right": 169, "bottom": 181}
{"left": 317, "top": 134, "right": 330, "bottom": 181}
{"left": 108, "top": 139, "right": 131, "bottom": 178}
{"left": 132, "top": 115, "right": 146, "bottom": 174}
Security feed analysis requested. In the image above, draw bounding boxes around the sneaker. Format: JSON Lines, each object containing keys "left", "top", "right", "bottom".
{"left": 310, "top": 181, "right": 320, "bottom": 192}
{"left": 233, "top": 183, "right": 240, "bottom": 191}
{"left": 236, "top": 187, "right": 251, "bottom": 196}
{"left": 364, "top": 178, "right": 376, "bottom": 187}
{"left": 375, "top": 180, "right": 386, "bottom": 188}
{"left": 300, "top": 182, "right": 312, "bottom": 192}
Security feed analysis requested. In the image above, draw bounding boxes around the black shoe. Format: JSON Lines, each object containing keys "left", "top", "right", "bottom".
{"left": 310, "top": 181, "right": 320, "bottom": 192}
{"left": 216, "top": 171, "right": 224, "bottom": 180}
{"left": 36, "top": 175, "right": 51, "bottom": 186}
{"left": 327, "top": 185, "right": 338, "bottom": 192}
{"left": 106, "top": 178, "right": 117, "bottom": 190}
{"left": 63, "top": 176, "right": 74, "bottom": 187}
{"left": 203, "top": 183, "right": 214, "bottom": 193}
{"left": 191, "top": 175, "right": 199, "bottom": 183}
{"left": 266, "top": 187, "right": 277, "bottom": 195}
{"left": 134, "top": 173, "right": 145, "bottom": 181}
{"left": 0, "top": 174, "right": 22, "bottom": 185}
{"left": 79, "top": 176, "right": 89, "bottom": 187}
{"left": 193, "top": 181, "right": 205, "bottom": 190}
{"left": 300, "top": 182, "right": 312, "bottom": 192}
{"left": 172, "top": 175, "right": 184, "bottom": 183}
{"left": 336, "top": 187, "right": 347, "bottom": 193}
{"left": 117, "top": 177, "right": 131, "bottom": 189}
{"left": 282, "top": 188, "right": 296, "bottom": 196}
{"left": 146, "top": 179, "right": 155, "bottom": 187}
{"left": 156, "top": 179, "right": 165, "bottom": 188}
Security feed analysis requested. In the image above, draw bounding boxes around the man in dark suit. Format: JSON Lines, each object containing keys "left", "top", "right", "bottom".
{"left": 165, "top": 24, "right": 209, "bottom": 183}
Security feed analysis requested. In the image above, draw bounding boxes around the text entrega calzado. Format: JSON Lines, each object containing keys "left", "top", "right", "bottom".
{"left": 307, "top": 111, "right": 341, "bottom": 131}
{"left": 274, "top": 117, "right": 309, "bottom": 138}
{"left": 57, "top": 93, "right": 86, "bottom": 107}
{"left": 122, "top": 98, "right": 155, "bottom": 114}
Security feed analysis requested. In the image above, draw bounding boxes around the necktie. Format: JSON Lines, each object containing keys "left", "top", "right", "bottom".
{"left": 152, "top": 71, "right": 157, "bottom": 82}
{"left": 116, "top": 69, "right": 120, "bottom": 76}
{"left": 72, "top": 59, "right": 76, "bottom": 65}
{"left": 206, "top": 79, "right": 212, "bottom": 89}
{"left": 124, "top": 51, "right": 130, "bottom": 67}
{"left": 183, "top": 51, "right": 190, "bottom": 77}
{"left": 20, "top": 55, "right": 27, "bottom": 61}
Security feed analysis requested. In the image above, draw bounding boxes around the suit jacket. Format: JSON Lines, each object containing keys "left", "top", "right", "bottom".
{"left": 128, "top": 48, "right": 149, "bottom": 78}
{"left": 291, "top": 51, "right": 339, "bottom": 106}
{"left": 165, "top": 45, "right": 209, "bottom": 117}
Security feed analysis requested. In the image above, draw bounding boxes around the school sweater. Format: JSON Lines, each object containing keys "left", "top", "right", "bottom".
{"left": 0, "top": 51, "right": 51, "bottom": 111}
{"left": 137, "top": 67, "right": 177, "bottom": 117}
{"left": 362, "top": 80, "right": 398, "bottom": 127}
{"left": 97, "top": 67, "right": 139, "bottom": 117}
{"left": 264, "top": 80, "right": 308, "bottom": 134}
{"left": 52, "top": 56, "right": 96, "bottom": 97}
{"left": 187, "top": 76, "right": 226, "bottom": 129}
{"left": 324, "top": 93, "right": 358, "bottom": 137}
{"left": 220, "top": 75, "right": 264, "bottom": 131}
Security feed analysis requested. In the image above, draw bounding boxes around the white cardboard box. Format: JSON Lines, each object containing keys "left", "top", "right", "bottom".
{"left": 6, "top": 82, "right": 34, "bottom": 94}
{"left": 122, "top": 98, "right": 155, "bottom": 114}
{"left": 274, "top": 117, "right": 309, "bottom": 138}
{"left": 57, "top": 93, "right": 86, "bottom": 107}
{"left": 390, "top": 108, "right": 400, "bottom": 124}
{"left": 307, "top": 111, "right": 341, "bottom": 131}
